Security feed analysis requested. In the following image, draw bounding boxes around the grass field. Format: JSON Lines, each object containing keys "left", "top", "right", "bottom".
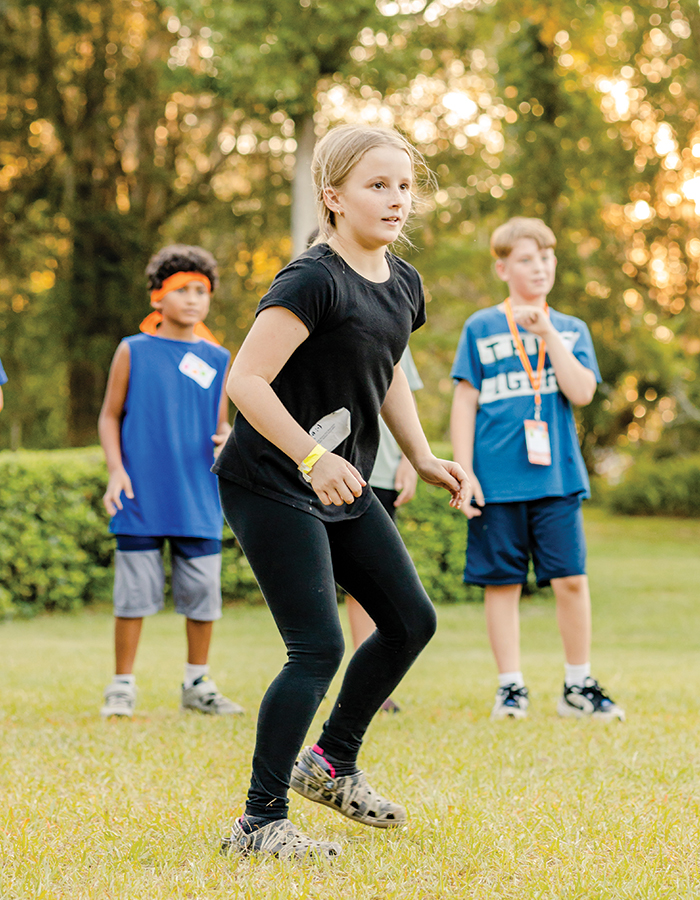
{"left": 1, "top": 507, "right": 700, "bottom": 899}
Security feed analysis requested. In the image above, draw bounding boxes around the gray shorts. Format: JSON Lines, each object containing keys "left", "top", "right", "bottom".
{"left": 113, "top": 547, "right": 222, "bottom": 620}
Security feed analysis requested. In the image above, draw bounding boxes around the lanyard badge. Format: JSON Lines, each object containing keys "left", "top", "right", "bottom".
{"left": 504, "top": 298, "right": 552, "bottom": 466}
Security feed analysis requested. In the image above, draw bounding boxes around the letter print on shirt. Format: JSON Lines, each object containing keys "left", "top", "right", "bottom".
{"left": 477, "top": 330, "right": 579, "bottom": 406}
{"left": 179, "top": 351, "right": 217, "bottom": 389}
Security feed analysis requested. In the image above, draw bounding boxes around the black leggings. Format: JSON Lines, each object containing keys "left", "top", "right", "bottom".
{"left": 219, "top": 479, "right": 437, "bottom": 821}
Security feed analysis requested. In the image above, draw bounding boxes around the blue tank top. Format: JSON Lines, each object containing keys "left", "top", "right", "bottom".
{"left": 110, "top": 334, "right": 230, "bottom": 538}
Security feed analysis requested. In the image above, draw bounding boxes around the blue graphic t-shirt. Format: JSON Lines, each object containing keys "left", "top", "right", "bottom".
{"left": 110, "top": 334, "right": 230, "bottom": 538}
{"left": 0, "top": 356, "right": 7, "bottom": 386}
{"left": 451, "top": 304, "right": 600, "bottom": 503}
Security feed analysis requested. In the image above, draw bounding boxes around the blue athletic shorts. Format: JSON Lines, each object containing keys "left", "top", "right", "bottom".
{"left": 464, "top": 494, "right": 586, "bottom": 587}
{"left": 113, "top": 535, "right": 223, "bottom": 619}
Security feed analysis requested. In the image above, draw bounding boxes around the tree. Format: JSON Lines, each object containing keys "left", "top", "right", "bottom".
{"left": 176, "top": 0, "right": 423, "bottom": 255}
{"left": 0, "top": 0, "right": 285, "bottom": 445}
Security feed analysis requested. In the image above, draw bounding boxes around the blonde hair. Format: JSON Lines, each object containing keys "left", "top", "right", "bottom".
{"left": 490, "top": 217, "right": 557, "bottom": 259}
{"left": 311, "top": 125, "right": 432, "bottom": 245}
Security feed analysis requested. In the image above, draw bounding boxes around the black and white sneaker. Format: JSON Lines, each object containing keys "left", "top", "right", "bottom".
{"left": 491, "top": 683, "right": 529, "bottom": 720}
{"left": 557, "top": 677, "right": 625, "bottom": 722}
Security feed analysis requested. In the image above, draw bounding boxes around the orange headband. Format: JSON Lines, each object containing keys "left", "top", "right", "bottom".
{"left": 140, "top": 271, "right": 219, "bottom": 345}
{"left": 149, "top": 271, "right": 212, "bottom": 305}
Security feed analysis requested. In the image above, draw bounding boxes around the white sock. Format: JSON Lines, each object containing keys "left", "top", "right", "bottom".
{"left": 113, "top": 674, "right": 135, "bottom": 686}
{"left": 498, "top": 671, "right": 525, "bottom": 689}
{"left": 565, "top": 662, "right": 590, "bottom": 688}
{"left": 184, "top": 663, "right": 209, "bottom": 689}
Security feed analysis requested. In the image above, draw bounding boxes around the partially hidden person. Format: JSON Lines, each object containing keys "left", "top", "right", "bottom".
{"left": 0, "top": 354, "right": 7, "bottom": 414}
{"left": 345, "top": 344, "right": 423, "bottom": 714}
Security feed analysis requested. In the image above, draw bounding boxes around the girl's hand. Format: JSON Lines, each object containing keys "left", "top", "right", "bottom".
{"left": 308, "top": 451, "right": 367, "bottom": 506}
{"left": 459, "top": 472, "right": 485, "bottom": 519}
{"left": 103, "top": 467, "right": 134, "bottom": 516}
{"left": 415, "top": 456, "right": 470, "bottom": 508}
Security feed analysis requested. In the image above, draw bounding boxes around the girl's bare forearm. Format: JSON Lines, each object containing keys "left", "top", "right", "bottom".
{"left": 229, "top": 374, "right": 317, "bottom": 466}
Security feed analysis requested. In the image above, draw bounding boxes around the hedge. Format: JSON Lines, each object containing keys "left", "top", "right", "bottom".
{"left": 0, "top": 446, "right": 565, "bottom": 616}
{"left": 0, "top": 448, "right": 260, "bottom": 617}
{"left": 606, "top": 454, "right": 700, "bottom": 517}
{"left": 0, "top": 449, "right": 114, "bottom": 617}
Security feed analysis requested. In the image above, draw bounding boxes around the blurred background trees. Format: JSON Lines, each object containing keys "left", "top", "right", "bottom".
{"left": 1, "top": 0, "right": 698, "bottom": 473}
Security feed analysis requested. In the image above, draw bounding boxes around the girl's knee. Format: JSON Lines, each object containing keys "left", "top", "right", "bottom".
{"left": 294, "top": 632, "right": 345, "bottom": 679}
{"left": 405, "top": 598, "right": 437, "bottom": 652}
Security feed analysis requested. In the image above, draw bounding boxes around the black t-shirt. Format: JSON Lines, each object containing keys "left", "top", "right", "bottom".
{"left": 214, "top": 243, "right": 426, "bottom": 522}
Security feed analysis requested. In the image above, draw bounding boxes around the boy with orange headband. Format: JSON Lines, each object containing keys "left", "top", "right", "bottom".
{"left": 450, "top": 218, "right": 624, "bottom": 722}
{"left": 98, "top": 244, "right": 242, "bottom": 718}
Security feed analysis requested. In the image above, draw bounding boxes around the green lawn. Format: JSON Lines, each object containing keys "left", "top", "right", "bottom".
{"left": 1, "top": 508, "right": 700, "bottom": 899}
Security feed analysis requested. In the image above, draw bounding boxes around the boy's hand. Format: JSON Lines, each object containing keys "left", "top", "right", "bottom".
{"left": 459, "top": 472, "right": 485, "bottom": 519}
{"left": 103, "top": 467, "right": 134, "bottom": 517}
{"left": 415, "top": 456, "right": 469, "bottom": 509}
{"left": 212, "top": 422, "right": 232, "bottom": 458}
{"left": 308, "top": 451, "right": 367, "bottom": 507}
{"left": 510, "top": 304, "right": 554, "bottom": 338}
{"left": 393, "top": 455, "right": 418, "bottom": 507}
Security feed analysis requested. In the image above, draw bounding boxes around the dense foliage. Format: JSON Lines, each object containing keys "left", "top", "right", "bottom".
{"left": 0, "top": 449, "right": 113, "bottom": 616}
{"left": 0, "top": 448, "right": 261, "bottom": 616}
{"left": 606, "top": 453, "right": 700, "bottom": 515}
{"left": 1, "top": 0, "right": 700, "bottom": 471}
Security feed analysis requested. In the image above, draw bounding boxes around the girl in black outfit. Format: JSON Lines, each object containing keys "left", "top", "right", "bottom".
{"left": 215, "top": 124, "right": 468, "bottom": 860}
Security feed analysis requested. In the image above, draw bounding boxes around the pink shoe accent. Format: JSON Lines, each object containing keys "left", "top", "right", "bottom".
{"left": 312, "top": 744, "right": 335, "bottom": 778}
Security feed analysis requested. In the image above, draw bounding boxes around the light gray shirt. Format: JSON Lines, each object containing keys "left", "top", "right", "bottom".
{"left": 370, "top": 347, "right": 423, "bottom": 490}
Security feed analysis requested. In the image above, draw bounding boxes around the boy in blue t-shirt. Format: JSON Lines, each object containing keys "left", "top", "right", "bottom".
{"left": 98, "top": 244, "right": 242, "bottom": 718}
{"left": 450, "top": 217, "right": 624, "bottom": 722}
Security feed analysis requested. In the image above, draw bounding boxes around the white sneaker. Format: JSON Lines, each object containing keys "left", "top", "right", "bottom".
{"left": 491, "top": 683, "right": 529, "bottom": 720}
{"left": 181, "top": 675, "right": 244, "bottom": 715}
{"left": 101, "top": 680, "right": 136, "bottom": 717}
{"left": 557, "top": 677, "right": 625, "bottom": 722}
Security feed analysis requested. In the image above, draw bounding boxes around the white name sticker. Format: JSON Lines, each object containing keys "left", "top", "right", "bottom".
{"left": 178, "top": 351, "right": 217, "bottom": 389}
{"left": 524, "top": 419, "right": 552, "bottom": 466}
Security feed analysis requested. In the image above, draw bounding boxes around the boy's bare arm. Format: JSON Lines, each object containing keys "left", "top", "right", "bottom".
{"left": 510, "top": 306, "right": 597, "bottom": 406}
{"left": 0, "top": 385, "right": 4, "bottom": 413}
{"left": 98, "top": 342, "right": 134, "bottom": 515}
{"left": 450, "top": 379, "right": 484, "bottom": 517}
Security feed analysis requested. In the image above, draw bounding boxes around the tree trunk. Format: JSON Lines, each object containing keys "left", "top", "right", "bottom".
{"left": 291, "top": 113, "right": 318, "bottom": 258}
{"left": 67, "top": 359, "right": 107, "bottom": 447}
{"left": 65, "top": 203, "right": 153, "bottom": 446}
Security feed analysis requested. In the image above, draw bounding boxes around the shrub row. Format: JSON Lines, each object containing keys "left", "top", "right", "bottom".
{"left": 2, "top": 446, "right": 559, "bottom": 617}
{"left": 605, "top": 454, "right": 700, "bottom": 517}
{"left": 0, "top": 448, "right": 261, "bottom": 617}
{"left": 0, "top": 449, "right": 114, "bottom": 617}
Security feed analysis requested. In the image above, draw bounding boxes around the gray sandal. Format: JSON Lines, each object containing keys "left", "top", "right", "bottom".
{"left": 290, "top": 746, "right": 407, "bottom": 828}
{"left": 221, "top": 817, "right": 342, "bottom": 860}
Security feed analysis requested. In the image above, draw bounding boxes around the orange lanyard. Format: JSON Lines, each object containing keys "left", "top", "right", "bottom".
{"left": 503, "top": 297, "right": 549, "bottom": 420}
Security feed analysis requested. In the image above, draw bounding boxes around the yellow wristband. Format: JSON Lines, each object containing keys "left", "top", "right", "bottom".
{"left": 298, "top": 444, "right": 327, "bottom": 481}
